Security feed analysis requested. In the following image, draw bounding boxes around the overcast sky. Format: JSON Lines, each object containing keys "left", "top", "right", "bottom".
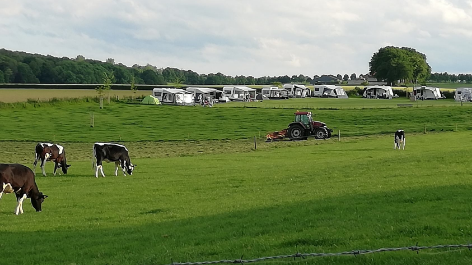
{"left": 1, "top": 0, "right": 472, "bottom": 77}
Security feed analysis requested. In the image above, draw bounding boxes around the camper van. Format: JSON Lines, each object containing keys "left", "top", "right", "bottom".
{"left": 283, "top": 84, "right": 310, "bottom": 98}
{"left": 312, "top": 85, "right": 348, "bottom": 98}
{"left": 454, "top": 87, "right": 472, "bottom": 101}
{"left": 152, "top": 88, "right": 195, "bottom": 105}
{"left": 413, "top": 86, "right": 443, "bottom": 100}
{"left": 363, "top": 86, "right": 394, "bottom": 99}
{"left": 260, "top": 87, "right": 289, "bottom": 100}
{"left": 222, "top": 86, "right": 256, "bottom": 101}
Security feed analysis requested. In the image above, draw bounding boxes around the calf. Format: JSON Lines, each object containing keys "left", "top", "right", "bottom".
{"left": 394, "top": 130, "right": 406, "bottom": 150}
{"left": 0, "top": 164, "right": 48, "bottom": 215}
{"left": 33, "top": 142, "right": 71, "bottom": 176}
{"left": 93, "top": 143, "right": 135, "bottom": 178}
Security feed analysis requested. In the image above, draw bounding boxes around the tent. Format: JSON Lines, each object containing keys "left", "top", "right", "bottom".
{"left": 222, "top": 86, "right": 256, "bottom": 101}
{"left": 283, "top": 84, "right": 310, "bottom": 98}
{"left": 363, "top": 86, "right": 393, "bottom": 99}
{"left": 413, "top": 86, "right": 442, "bottom": 100}
{"left": 260, "top": 87, "right": 289, "bottom": 99}
{"left": 312, "top": 85, "right": 348, "bottom": 98}
{"left": 152, "top": 88, "right": 195, "bottom": 105}
{"left": 141, "top": 95, "right": 161, "bottom": 105}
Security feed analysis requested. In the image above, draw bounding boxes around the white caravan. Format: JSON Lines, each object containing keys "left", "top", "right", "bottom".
{"left": 312, "top": 85, "right": 348, "bottom": 98}
{"left": 185, "top": 87, "right": 228, "bottom": 103}
{"left": 260, "top": 87, "right": 289, "bottom": 100}
{"left": 222, "top": 86, "right": 256, "bottom": 101}
{"left": 363, "top": 86, "right": 394, "bottom": 99}
{"left": 454, "top": 87, "right": 472, "bottom": 101}
{"left": 152, "top": 88, "right": 195, "bottom": 105}
{"left": 413, "top": 86, "right": 443, "bottom": 100}
{"left": 283, "top": 84, "right": 310, "bottom": 98}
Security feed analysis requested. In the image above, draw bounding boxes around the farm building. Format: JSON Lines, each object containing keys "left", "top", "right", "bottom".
{"left": 283, "top": 84, "right": 310, "bottom": 98}
{"left": 312, "top": 85, "right": 348, "bottom": 98}
{"left": 260, "top": 87, "right": 289, "bottom": 100}
{"left": 222, "top": 86, "right": 256, "bottom": 101}
{"left": 152, "top": 88, "right": 194, "bottom": 105}
{"left": 363, "top": 86, "right": 394, "bottom": 99}
{"left": 454, "top": 87, "right": 472, "bottom": 101}
{"left": 413, "top": 86, "right": 443, "bottom": 100}
{"left": 185, "top": 87, "right": 228, "bottom": 103}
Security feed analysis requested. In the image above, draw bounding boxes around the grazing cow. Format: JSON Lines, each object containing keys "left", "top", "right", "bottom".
{"left": 93, "top": 143, "right": 135, "bottom": 178}
{"left": 33, "top": 142, "right": 71, "bottom": 176}
{"left": 394, "top": 130, "right": 406, "bottom": 150}
{"left": 0, "top": 164, "right": 48, "bottom": 215}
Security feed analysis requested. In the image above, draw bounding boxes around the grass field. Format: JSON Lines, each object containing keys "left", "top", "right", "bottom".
{"left": 1, "top": 132, "right": 472, "bottom": 264}
{"left": 1, "top": 97, "right": 472, "bottom": 264}
{"left": 0, "top": 89, "right": 151, "bottom": 103}
{"left": 1, "top": 100, "right": 472, "bottom": 143}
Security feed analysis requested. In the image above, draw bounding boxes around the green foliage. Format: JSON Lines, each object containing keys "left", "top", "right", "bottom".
{"left": 369, "top": 46, "right": 431, "bottom": 85}
{"left": 95, "top": 72, "right": 114, "bottom": 98}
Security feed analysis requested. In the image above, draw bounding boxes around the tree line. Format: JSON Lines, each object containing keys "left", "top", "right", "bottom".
{"left": 0, "top": 49, "right": 313, "bottom": 86}
{"left": 0, "top": 48, "right": 469, "bottom": 86}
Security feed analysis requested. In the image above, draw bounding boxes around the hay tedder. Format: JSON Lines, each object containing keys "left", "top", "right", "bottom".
{"left": 266, "top": 111, "right": 333, "bottom": 141}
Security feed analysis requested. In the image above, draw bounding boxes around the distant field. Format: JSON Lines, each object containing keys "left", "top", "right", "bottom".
{"left": 0, "top": 89, "right": 152, "bottom": 103}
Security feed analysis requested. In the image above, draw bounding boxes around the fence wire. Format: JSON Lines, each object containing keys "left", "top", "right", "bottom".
{"left": 169, "top": 243, "right": 472, "bottom": 265}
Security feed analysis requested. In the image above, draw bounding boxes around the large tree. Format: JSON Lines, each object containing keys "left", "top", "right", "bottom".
{"left": 369, "top": 46, "right": 431, "bottom": 85}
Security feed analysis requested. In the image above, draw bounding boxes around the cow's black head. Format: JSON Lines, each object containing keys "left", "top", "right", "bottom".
{"left": 61, "top": 163, "right": 71, "bottom": 174}
{"left": 31, "top": 192, "right": 48, "bottom": 212}
{"left": 127, "top": 164, "right": 135, "bottom": 175}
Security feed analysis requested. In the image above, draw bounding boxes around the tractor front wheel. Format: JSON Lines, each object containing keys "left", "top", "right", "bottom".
{"left": 288, "top": 124, "right": 304, "bottom": 140}
{"left": 315, "top": 128, "right": 328, "bottom": 139}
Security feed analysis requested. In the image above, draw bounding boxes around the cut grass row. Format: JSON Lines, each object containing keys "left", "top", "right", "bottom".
{"left": 0, "top": 100, "right": 472, "bottom": 143}
{"left": 1, "top": 132, "right": 472, "bottom": 264}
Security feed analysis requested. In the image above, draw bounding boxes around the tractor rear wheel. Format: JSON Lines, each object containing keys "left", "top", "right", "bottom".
{"left": 288, "top": 124, "right": 305, "bottom": 140}
{"left": 315, "top": 128, "right": 328, "bottom": 139}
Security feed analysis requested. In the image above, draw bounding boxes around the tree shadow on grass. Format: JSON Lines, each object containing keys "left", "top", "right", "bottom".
{"left": 1, "top": 184, "right": 472, "bottom": 265}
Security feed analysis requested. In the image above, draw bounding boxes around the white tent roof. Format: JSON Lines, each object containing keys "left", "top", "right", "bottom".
{"left": 186, "top": 87, "right": 218, "bottom": 93}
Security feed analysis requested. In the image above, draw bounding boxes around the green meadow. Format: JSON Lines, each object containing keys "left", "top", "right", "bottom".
{"left": 1, "top": 98, "right": 472, "bottom": 264}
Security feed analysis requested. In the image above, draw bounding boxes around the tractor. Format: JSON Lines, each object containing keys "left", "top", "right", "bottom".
{"left": 287, "top": 111, "right": 332, "bottom": 140}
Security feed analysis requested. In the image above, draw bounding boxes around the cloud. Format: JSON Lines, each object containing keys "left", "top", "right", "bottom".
{"left": 1, "top": 0, "right": 472, "bottom": 77}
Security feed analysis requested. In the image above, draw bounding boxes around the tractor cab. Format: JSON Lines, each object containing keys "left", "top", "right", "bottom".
{"left": 294, "top": 111, "right": 313, "bottom": 128}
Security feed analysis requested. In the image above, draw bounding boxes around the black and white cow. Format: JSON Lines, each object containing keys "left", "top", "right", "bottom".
{"left": 394, "top": 130, "right": 406, "bottom": 150}
{"left": 33, "top": 142, "right": 71, "bottom": 176}
{"left": 0, "top": 164, "right": 48, "bottom": 215}
{"left": 93, "top": 143, "right": 135, "bottom": 178}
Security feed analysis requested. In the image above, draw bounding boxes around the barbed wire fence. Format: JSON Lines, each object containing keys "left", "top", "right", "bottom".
{"left": 169, "top": 243, "right": 472, "bottom": 265}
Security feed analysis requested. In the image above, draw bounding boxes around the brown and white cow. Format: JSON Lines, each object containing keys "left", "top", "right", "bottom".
{"left": 0, "top": 163, "right": 48, "bottom": 215}
{"left": 33, "top": 142, "right": 71, "bottom": 176}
